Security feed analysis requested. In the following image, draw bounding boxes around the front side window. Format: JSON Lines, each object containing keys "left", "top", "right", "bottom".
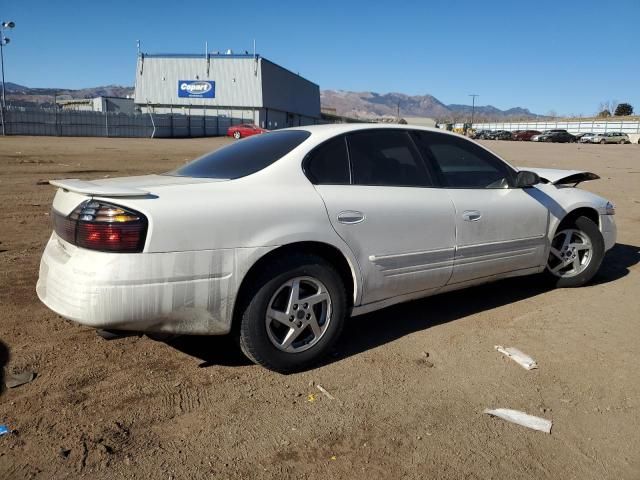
{"left": 171, "top": 130, "right": 310, "bottom": 179}
{"left": 347, "top": 130, "right": 432, "bottom": 187}
{"left": 304, "top": 135, "right": 350, "bottom": 185}
{"left": 413, "top": 131, "right": 515, "bottom": 189}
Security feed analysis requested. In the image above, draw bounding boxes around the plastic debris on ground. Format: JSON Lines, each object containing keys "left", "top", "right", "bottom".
{"left": 0, "top": 425, "right": 10, "bottom": 436}
{"left": 484, "top": 408, "right": 552, "bottom": 433}
{"left": 316, "top": 384, "right": 336, "bottom": 401}
{"left": 6, "top": 370, "right": 35, "bottom": 389}
{"left": 495, "top": 345, "right": 538, "bottom": 370}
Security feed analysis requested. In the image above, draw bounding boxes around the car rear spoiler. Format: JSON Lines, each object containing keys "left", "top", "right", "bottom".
{"left": 49, "top": 179, "right": 150, "bottom": 197}
{"left": 519, "top": 168, "right": 600, "bottom": 186}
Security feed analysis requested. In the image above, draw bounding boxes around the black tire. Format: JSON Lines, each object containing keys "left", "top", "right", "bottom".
{"left": 544, "top": 216, "right": 605, "bottom": 288}
{"left": 237, "top": 253, "right": 347, "bottom": 373}
{"left": 600, "top": 139, "right": 606, "bottom": 144}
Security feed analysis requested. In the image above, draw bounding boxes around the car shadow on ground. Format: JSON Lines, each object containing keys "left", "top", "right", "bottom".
{"left": 165, "top": 243, "right": 639, "bottom": 371}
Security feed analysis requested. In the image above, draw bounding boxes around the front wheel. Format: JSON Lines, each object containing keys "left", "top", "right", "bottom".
{"left": 233, "top": 131, "right": 241, "bottom": 139}
{"left": 544, "top": 216, "right": 605, "bottom": 288}
{"left": 238, "top": 254, "right": 347, "bottom": 373}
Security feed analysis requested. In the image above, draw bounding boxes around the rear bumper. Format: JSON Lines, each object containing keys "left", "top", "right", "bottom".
{"left": 36, "top": 234, "right": 237, "bottom": 335}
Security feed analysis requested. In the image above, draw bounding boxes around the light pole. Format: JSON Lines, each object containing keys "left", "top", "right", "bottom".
{"left": 469, "top": 94, "right": 479, "bottom": 128}
{"left": 0, "top": 20, "right": 15, "bottom": 136}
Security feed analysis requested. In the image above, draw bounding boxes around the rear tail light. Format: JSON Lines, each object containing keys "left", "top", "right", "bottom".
{"left": 52, "top": 200, "right": 147, "bottom": 253}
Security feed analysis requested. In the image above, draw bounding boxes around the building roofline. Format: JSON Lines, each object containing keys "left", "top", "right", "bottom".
{"left": 259, "top": 57, "right": 319, "bottom": 89}
{"left": 139, "top": 53, "right": 319, "bottom": 88}
{"left": 140, "top": 52, "right": 258, "bottom": 59}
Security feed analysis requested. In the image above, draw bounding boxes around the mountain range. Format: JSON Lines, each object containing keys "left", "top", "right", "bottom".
{"left": 4, "top": 83, "right": 541, "bottom": 120}
{"left": 321, "top": 90, "right": 541, "bottom": 121}
{"left": 4, "top": 82, "right": 134, "bottom": 108}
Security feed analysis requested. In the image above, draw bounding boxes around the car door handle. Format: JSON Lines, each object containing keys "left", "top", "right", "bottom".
{"left": 462, "top": 210, "right": 482, "bottom": 222}
{"left": 337, "top": 211, "right": 365, "bottom": 224}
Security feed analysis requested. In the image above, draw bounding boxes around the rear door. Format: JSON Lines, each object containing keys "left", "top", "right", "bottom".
{"left": 412, "top": 131, "right": 549, "bottom": 284}
{"left": 307, "top": 129, "right": 456, "bottom": 305}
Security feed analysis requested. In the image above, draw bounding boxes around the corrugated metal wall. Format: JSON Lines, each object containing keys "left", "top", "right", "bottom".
{"left": 260, "top": 59, "right": 320, "bottom": 118}
{"left": 135, "top": 55, "right": 263, "bottom": 108}
{"left": 469, "top": 119, "right": 640, "bottom": 134}
{"left": 134, "top": 55, "right": 321, "bottom": 120}
{"left": 1, "top": 107, "right": 250, "bottom": 138}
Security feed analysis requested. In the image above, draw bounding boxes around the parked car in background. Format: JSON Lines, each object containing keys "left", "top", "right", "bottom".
{"left": 484, "top": 130, "right": 508, "bottom": 140}
{"left": 512, "top": 130, "right": 541, "bottom": 141}
{"left": 227, "top": 124, "right": 269, "bottom": 139}
{"left": 495, "top": 130, "right": 513, "bottom": 140}
{"left": 532, "top": 130, "right": 575, "bottom": 143}
{"left": 37, "top": 124, "right": 617, "bottom": 372}
{"left": 532, "top": 130, "right": 564, "bottom": 142}
{"left": 579, "top": 132, "right": 630, "bottom": 144}
{"left": 573, "top": 133, "right": 592, "bottom": 143}
{"left": 472, "top": 130, "right": 492, "bottom": 140}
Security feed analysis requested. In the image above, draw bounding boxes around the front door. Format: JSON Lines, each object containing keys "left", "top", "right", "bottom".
{"left": 307, "top": 129, "right": 457, "bottom": 305}
{"left": 412, "top": 130, "right": 549, "bottom": 284}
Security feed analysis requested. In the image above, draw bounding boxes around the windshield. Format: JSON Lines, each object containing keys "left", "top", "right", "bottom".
{"left": 169, "top": 130, "right": 311, "bottom": 179}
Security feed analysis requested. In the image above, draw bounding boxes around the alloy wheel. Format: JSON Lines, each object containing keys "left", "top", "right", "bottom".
{"left": 265, "top": 276, "right": 332, "bottom": 353}
{"left": 547, "top": 229, "right": 593, "bottom": 278}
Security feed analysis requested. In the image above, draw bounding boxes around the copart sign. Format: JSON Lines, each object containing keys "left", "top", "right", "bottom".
{"left": 178, "top": 80, "right": 216, "bottom": 98}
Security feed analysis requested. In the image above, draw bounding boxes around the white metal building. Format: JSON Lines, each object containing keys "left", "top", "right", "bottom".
{"left": 134, "top": 53, "right": 321, "bottom": 129}
{"left": 403, "top": 116, "right": 437, "bottom": 128}
{"left": 57, "top": 96, "right": 136, "bottom": 114}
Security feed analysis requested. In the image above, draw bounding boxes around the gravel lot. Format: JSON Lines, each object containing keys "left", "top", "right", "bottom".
{"left": 0, "top": 136, "right": 639, "bottom": 479}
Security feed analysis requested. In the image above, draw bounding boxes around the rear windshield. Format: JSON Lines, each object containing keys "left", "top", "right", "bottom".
{"left": 170, "top": 130, "right": 311, "bottom": 179}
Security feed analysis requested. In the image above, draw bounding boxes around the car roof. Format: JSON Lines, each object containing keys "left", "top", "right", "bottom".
{"left": 285, "top": 122, "right": 461, "bottom": 138}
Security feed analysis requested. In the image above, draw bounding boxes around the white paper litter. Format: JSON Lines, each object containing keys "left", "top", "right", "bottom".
{"left": 484, "top": 408, "right": 552, "bottom": 433}
{"left": 495, "top": 345, "right": 538, "bottom": 370}
{"left": 316, "top": 384, "right": 336, "bottom": 401}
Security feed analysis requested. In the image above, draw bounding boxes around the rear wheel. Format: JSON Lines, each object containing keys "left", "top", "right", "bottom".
{"left": 619, "top": 139, "right": 625, "bottom": 144}
{"left": 233, "top": 131, "right": 241, "bottom": 139}
{"left": 544, "top": 216, "right": 604, "bottom": 288}
{"left": 600, "top": 139, "right": 606, "bottom": 144}
{"left": 237, "top": 254, "right": 347, "bottom": 373}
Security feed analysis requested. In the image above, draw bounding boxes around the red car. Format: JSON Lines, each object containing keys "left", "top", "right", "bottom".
{"left": 227, "top": 124, "right": 268, "bottom": 139}
{"left": 512, "top": 130, "right": 541, "bottom": 141}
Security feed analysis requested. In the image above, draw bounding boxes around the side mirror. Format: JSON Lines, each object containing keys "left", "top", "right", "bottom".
{"left": 515, "top": 170, "right": 540, "bottom": 188}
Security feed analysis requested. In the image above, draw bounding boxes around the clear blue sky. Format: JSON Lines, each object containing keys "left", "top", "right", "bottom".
{"left": 2, "top": 0, "right": 639, "bottom": 115}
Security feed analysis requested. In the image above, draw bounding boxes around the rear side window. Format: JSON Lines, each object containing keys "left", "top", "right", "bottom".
{"left": 171, "top": 130, "right": 310, "bottom": 179}
{"left": 304, "top": 135, "right": 350, "bottom": 184}
{"left": 413, "top": 131, "right": 514, "bottom": 189}
{"left": 347, "top": 130, "right": 432, "bottom": 187}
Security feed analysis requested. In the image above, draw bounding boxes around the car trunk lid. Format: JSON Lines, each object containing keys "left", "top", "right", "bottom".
{"left": 50, "top": 174, "right": 228, "bottom": 197}
{"left": 50, "top": 174, "right": 229, "bottom": 216}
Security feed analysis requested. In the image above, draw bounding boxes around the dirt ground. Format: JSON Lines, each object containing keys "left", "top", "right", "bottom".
{"left": 0, "top": 135, "right": 639, "bottom": 479}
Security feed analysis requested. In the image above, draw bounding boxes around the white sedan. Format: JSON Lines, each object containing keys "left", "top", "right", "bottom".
{"left": 37, "top": 124, "right": 617, "bottom": 372}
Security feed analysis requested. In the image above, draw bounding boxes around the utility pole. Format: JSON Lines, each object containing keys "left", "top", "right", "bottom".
{"left": 0, "top": 20, "right": 16, "bottom": 136}
{"left": 469, "top": 94, "right": 479, "bottom": 128}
